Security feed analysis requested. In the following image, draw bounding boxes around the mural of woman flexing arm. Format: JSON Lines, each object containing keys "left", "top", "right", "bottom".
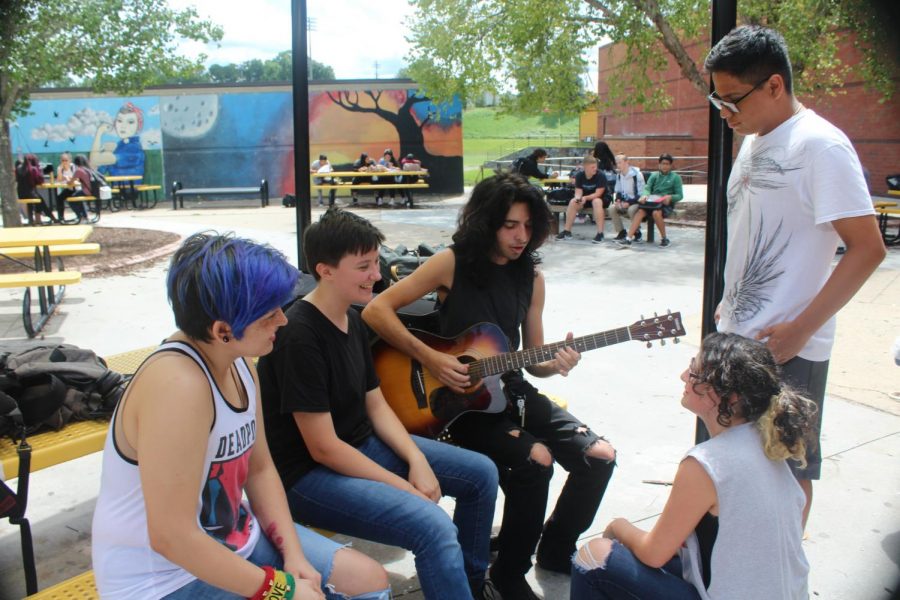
{"left": 90, "top": 101, "right": 146, "bottom": 179}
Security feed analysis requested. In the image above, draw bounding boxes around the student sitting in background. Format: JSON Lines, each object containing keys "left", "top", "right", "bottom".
{"left": 618, "top": 153, "right": 683, "bottom": 248}
{"left": 608, "top": 155, "right": 646, "bottom": 241}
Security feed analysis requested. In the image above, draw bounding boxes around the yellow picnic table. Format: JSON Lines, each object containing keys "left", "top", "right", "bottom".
{"left": 312, "top": 170, "right": 429, "bottom": 178}
{"left": 103, "top": 175, "right": 143, "bottom": 211}
{"left": 0, "top": 225, "right": 92, "bottom": 337}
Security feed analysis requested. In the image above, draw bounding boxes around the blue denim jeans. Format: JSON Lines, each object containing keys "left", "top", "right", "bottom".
{"left": 569, "top": 540, "right": 701, "bottom": 600}
{"left": 163, "top": 524, "right": 391, "bottom": 599}
{"left": 288, "top": 434, "right": 499, "bottom": 600}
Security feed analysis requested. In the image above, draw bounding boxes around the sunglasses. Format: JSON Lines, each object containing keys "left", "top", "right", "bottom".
{"left": 707, "top": 75, "right": 771, "bottom": 114}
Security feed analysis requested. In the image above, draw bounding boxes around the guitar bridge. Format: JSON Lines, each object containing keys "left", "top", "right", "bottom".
{"left": 410, "top": 360, "right": 427, "bottom": 410}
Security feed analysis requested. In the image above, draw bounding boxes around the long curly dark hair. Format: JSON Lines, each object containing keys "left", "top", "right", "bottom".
{"left": 692, "top": 332, "right": 817, "bottom": 464}
{"left": 452, "top": 173, "right": 550, "bottom": 285}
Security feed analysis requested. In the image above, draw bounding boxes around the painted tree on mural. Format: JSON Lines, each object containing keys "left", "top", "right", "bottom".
{"left": 406, "top": 0, "right": 897, "bottom": 114}
{"left": 326, "top": 90, "right": 462, "bottom": 192}
{"left": 0, "top": 0, "right": 221, "bottom": 227}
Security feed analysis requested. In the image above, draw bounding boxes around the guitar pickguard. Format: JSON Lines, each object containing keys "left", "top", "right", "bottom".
{"left": 428, "top": 374, "right": 508, "bottom": 427}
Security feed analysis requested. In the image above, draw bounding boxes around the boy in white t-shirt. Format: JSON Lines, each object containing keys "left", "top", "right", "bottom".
{"left": 705, "top": 25, "right": 885, "bottom": 526}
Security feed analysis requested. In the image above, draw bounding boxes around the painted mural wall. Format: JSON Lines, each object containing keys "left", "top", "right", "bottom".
{"left": 12, "top": 82, "right": 463, "bottom": 199}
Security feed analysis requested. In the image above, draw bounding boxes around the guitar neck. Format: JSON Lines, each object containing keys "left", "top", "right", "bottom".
{"left": 475, "top": 327, "right": 632, "bottom": 377}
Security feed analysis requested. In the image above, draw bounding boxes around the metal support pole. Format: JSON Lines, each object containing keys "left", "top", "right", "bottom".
{"left": 291, "top": 0, "right": 312, "bottom": 272}
{"left": 696, "top": 0, "right": 736, "bottom": 444}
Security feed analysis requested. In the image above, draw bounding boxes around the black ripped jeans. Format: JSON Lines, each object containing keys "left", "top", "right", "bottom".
{"left": 448, "top": 373, "right": 616, "bottom": 577}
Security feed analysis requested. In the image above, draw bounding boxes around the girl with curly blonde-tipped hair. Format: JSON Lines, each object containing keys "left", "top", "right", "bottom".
{"left": 571, "top": 332, "right": 816, "bottom": 600}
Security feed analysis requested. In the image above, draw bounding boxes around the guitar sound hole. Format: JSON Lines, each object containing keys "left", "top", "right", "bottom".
{"left": 457, "top": 354, "right": 482, "bottom": 388}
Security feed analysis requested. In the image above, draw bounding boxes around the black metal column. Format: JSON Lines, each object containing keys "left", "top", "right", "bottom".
{"left": 291, "top": 0, "right": 312, "bottom": 272}
{"left": 696, "top": 0, "right": 736, "bottom": 444}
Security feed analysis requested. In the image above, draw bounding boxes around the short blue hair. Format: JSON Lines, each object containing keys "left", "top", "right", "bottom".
{"left": 166, "top": 232, "right": 299, "bottom": 341}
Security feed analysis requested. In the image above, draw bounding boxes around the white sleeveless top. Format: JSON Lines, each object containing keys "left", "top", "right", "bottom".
{"left": 680, "top": 423, "right": 809, "bottom": 599}
{"left": 92, "top": 341, "right": 261, "bottom": 599}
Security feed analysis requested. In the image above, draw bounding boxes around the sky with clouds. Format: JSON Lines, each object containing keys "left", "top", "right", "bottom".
{"left": 167, "top": 0, "right": 600, "bottom": 89}
{"left": 168, "top": 0, "right": 417, "bottom": 79}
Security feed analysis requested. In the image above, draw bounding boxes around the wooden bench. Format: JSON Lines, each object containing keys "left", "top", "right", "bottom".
{"left": 54, "top": 195, "right": 100, "bottom": 224}
{"left": 0, "top": 271, "right": 82, "bottom": 337}
{"left": 548, "top": 203, "right": 659, "bottom": 242}
{"left": 875, "top": 204, "right": 900, "bottom": 246}
{"left": 134, "top": 184, "right": 161, "bottom": 209}
{"left": 1, "top": 244, "right": 100, "bottom": 274}
{"left": 25, "top": 570, "right": 97, "bottom": 599}
{"left": 312, "top": 183, "right": 430, "bottom": 191}
{"left": 17, "top": 199, "right": 55, "bottom": 226}
{"left": 171, "top": 179, "right": 270, "bottom": 209}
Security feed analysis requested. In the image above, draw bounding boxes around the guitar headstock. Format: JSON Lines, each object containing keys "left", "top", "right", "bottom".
{"left": 629, "top": 311, "right": 686, "bottom": 347}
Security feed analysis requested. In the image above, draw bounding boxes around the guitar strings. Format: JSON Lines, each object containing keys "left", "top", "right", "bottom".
{"left": 477, "top": 326, "right": 633, "bottom": 377}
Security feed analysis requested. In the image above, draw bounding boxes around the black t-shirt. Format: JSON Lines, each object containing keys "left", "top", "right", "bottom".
{"left": 574, "top": 170, "right": 605, "bottom": 199}
{"left": 438, "top": 248, "right": 534, "bottom": 354}
{"left": 258, "top": 300, "right": 377, "bottom": 487}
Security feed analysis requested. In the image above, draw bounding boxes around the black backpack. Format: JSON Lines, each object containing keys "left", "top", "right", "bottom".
{"left": 0, "top": 343, "right": 128, "bottom": 441}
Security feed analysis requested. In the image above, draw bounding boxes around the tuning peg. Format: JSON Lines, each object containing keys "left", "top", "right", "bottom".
{"left": 654, "top": 312, "right": 658, "bottom": 317}
{"left": 673, "top": 337, "right": 680, "bottom": 344}
{"left": 667, "top": 309, "right": 672, "bottom": 315}
{"left": 640, "top": 314, "right": 645, "bottom": 320}
{"left": 646, "top": 341, "right": 652, "bottom": 348}
{"left": 660, "top": 339, "right": 666, "bottom": 346}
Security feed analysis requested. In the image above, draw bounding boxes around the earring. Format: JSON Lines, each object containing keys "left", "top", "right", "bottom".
{"left": 222, "top": 335, "right": 230, "bottom": 343}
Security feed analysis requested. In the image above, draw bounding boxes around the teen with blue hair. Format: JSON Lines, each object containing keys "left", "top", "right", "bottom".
{"left": 92, "top": 232, "right": 391, "bottom": 599}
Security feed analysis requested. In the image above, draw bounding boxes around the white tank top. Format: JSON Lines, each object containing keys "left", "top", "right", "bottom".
{"left": 91, "top": 341, "right": 261, "bottom": 599}
{"left": 680, "top": 423, "right": 809, "bottom": 599}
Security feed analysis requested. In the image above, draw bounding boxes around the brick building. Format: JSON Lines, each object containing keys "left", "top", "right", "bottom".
{"left": 593, "top": 36, "right": 899, "bottom": 193}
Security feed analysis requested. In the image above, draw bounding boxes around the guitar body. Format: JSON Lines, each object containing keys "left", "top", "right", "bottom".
{"left": 373, "top": 311, "right": 685, "bottom": 438}
{"left": 373, "top": 322, "right": 511, "bottom": 437}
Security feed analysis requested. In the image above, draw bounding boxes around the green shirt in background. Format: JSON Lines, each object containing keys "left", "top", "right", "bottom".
{"left": 645, "top": 170, "right": 684, "bottom": 204}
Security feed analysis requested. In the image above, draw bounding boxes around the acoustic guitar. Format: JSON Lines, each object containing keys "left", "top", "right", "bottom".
{"left": 373, "top": 312, "right": 686, "bottom": 437}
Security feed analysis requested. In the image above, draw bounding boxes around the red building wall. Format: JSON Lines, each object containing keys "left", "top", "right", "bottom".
{"left": 596, "top": 36, "right": 900, "bottom": 192}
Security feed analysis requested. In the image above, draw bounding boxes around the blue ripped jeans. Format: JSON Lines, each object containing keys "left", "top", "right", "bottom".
{"left": 163, "top": 524, "right": 391, "bottom": 599}
{"left": 288, "top": 434, "right": 499, "bottom": 600}
{"left": 569, "top": 540, "right": 701, "bottom": 600}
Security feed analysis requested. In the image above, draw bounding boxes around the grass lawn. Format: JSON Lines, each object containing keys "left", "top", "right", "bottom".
{"left": 462, "top": 107, "right": 584, "bottom": 186}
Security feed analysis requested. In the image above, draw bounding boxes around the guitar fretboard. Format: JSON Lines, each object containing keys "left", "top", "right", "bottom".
{"left": 470, "top": 326, "right": 632, "bottom": 379}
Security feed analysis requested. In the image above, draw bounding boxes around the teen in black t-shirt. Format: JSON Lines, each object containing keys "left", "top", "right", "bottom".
{"left": 258, "top": 208, "right": 500, "bottom": 600}
{"left": 556, "top": 156, "right": 611, "bottom": 243}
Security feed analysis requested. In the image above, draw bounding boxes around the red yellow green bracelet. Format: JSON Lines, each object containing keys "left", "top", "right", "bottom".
{"left": 249, "top": 566, "right": 296, "bottom": 600}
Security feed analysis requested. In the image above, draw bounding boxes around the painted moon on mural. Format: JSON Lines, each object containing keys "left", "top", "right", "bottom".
{"left": 161, "top": 95, "right": 219, "bottom": 138}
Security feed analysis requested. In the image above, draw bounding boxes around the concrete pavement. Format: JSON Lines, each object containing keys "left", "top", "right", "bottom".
{"left": 0, "top": 190, "right": 898, "bottom": 599}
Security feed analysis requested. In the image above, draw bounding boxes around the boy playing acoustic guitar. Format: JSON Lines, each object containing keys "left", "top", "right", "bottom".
{"left": 363, "top": 173, "right": 617, "bottom": 600}
{"left": 257, "top": 208, "right": 499, "bottom": 600}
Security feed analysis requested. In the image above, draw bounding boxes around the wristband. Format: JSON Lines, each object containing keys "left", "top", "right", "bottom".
{"left": 250, "top": 566, "right": 296, "bottom": 600}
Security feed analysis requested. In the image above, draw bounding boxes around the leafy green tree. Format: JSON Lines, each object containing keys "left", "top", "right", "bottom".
{"left": 203, "top": 52, "right": 334, "bottom": 83}
{"left": 406, "top": 0, "right": 896, "bottom": 115}
{"left": 208, "top": 63, "right": 241, "bottom": 83}
{"left": 241, "top": 59, "right": 266, "bottom": 82}
{"left": 0, "top": 0, "right": 222, "bottom": 227}
{"left": 309, "top": 58, "right": 336, "bottom": 81}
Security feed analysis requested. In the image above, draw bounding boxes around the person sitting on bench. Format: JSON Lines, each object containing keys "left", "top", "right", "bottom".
{"left": 258, "top": 208, "right": 500, "bottom": 600}
{"left": 555, "top": 155, "right": 609, "bottom": 243}
{"left": 608, "top": 154, "right": 646, "bottom": 241}
{"left": 91, "top": 232, "right": 390, "bottom": 600}
{"left": 618, "top": 153, "right": 683, "bottom": 248}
